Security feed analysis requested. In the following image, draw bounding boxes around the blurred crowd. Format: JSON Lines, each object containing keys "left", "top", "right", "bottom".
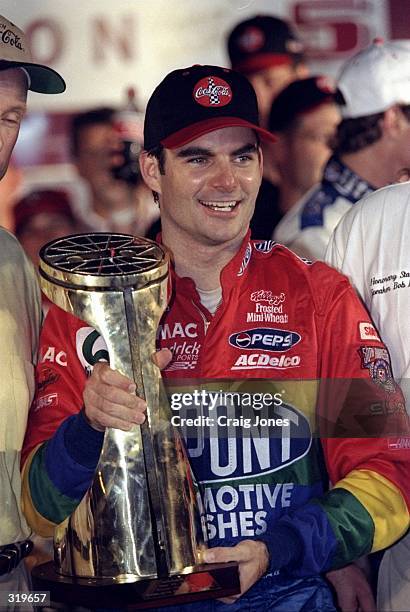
{"left": 5, "top": 13, "right": 408, "bottom": 275}
{"left": 8, "top": 14, "right": 410, "bottom": 272}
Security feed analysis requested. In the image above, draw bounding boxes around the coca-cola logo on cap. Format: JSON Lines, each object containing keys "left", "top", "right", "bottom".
{"left": 193, "top": 76, "right": 232, "bottom": 108}
{"left": 0, "top": 23, "right": 24, "bottom": 51}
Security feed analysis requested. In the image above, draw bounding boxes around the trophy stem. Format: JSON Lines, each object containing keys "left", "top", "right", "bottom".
{"left": 124, "top": 288, "right": 170, "bottom": 578}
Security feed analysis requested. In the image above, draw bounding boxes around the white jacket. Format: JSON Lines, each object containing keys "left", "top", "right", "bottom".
{"left": 326, "top": 181, "right": 410, "bottom": 612}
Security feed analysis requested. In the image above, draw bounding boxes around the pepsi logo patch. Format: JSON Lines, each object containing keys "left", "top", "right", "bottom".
{"left": 359, "top": 322, "right": 380, "bottom": 342}
{"left": 229, "top": 328, "right": 301, "bottom": 352}
{"left": 237, "top": 26, "right": 265, "bottom": 53}
{"left": 194, "top": 76, "right": 232, "bottom": 107}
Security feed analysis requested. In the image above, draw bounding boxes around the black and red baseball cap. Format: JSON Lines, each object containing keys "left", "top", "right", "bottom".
{"left": 228, "top": 15, "right": 305, "bottom": 75}
{"left": 269, "top": 76, "right": 337, "bottom": 132}
{"left": 143, "top": 64, "right": 277, "bottom": 151}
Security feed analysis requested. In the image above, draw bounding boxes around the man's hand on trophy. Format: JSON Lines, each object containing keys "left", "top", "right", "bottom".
{"left": 83, "top": 362, "right": 146, "bottom": 431}
{"left": 83, "top": 350, "right": 172, "bottom": 431}
{"left": 203, "top": 540, "right": 269, "bottom": 603}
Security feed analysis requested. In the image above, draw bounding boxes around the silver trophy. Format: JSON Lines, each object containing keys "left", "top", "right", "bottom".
{"left": 32, "top": 233, "right": 239, "bottom": 609}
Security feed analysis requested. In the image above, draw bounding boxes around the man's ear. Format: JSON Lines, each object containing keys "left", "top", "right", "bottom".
{"left": 139, "top": 151, "right": 162, "bottom": 193}
{"left": 381, "top": 106, "right": 405, "bottom": 138}
{"left": 258, "top": 144, "right": 264, "bottom": 180}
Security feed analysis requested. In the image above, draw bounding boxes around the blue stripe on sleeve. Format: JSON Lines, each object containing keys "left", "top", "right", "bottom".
{"left": 44, "top": 412, "right": 104, "bottom": 499}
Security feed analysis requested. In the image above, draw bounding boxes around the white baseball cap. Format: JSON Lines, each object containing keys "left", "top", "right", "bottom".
{"left": 337, "top": 39, "right": 410, "bottom": 119}
{"left": 0, "top": 14, "right": 65, "bottom": 94}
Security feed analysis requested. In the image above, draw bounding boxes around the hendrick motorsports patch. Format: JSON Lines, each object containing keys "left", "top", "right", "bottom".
{"left": 359, "top": 346, "right": 395, "bottom": 393}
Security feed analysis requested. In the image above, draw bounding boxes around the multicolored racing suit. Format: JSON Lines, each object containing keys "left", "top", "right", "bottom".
{"left": 22, "top": 234, "right": 410, "bottom": 607}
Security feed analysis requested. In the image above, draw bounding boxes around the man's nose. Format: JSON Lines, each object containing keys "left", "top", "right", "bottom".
{"left": 211, "top": 160, "right": 237, "bottom": 191}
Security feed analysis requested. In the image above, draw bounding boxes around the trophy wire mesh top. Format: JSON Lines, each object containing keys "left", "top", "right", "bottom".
{"left": 39, "top": 233, "right": 169, "bottom": 290}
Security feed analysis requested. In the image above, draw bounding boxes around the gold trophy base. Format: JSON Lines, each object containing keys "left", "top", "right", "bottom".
{"left": 32, "top": 561, "right": 240, "bottom": 609}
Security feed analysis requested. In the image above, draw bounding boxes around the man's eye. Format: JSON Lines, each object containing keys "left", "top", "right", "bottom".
{"left": 235, "top": 154, "right": 252, "bottom": 163}
{"left": 3, "top": 113, "right": 22, "bottom": 126}
{"left": 187, "top": 157, "right": 207, "bottom": 165}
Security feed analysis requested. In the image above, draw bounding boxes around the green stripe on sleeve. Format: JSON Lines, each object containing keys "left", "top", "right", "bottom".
{"left": 313, "top": 486, "right": 374, "bottom": 568}
{"left": 28, "top": 443, "right": 80, "bottom": 524}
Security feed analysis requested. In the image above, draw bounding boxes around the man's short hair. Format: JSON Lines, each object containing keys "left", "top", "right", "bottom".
{"left": 269, "top": 76, "right": 336, "bottom": 133}
{"left": 332, "top": 103, "right": 410, "bottom": 155}
{"left": 331, "top": 112, "right": 384, "bottom": 155}
{"left": 70, "top": 107, "right": 115, "bottom": 158}
{"left": 148, "top": 145, "right": 166, "bottom": 175}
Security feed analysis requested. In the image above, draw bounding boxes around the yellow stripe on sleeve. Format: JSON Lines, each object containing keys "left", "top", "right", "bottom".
{"left": 21, "top": 445, "right": 57, "bottom": 538}
{"left": 334, "top": 468, "right": 409, "bottom": 552}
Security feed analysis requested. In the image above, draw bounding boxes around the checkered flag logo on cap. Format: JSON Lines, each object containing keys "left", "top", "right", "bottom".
{"left": 208, "top": 77, "right": 220, "bottom": 105}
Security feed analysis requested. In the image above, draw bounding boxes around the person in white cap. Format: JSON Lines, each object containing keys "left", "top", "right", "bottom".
{"left": 326, "top": 181, "right": 410, "bottom": 611}
{"left": 0, "top": 13, "right": 65, "bottom": 605}
{"left": 273, "top": 39, "right": 410, "bottom": 261}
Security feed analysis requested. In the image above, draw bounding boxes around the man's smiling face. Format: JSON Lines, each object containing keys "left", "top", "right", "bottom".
{"left": 142, "top": 126, "right": 263, "bottom": 250}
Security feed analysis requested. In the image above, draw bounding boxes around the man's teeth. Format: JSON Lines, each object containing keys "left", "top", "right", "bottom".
{"left": 200, "top": 200, "right": 237, "bottom": 212}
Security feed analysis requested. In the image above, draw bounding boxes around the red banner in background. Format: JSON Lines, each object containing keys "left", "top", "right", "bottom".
{"left": 294, "top": 0, "right": 410, "bottom": 57}
{"left": 293, "top": 0, "right": 372, "bottom": 58}
{"left": 388, "top": 0, "right": 410, "bottom": 39}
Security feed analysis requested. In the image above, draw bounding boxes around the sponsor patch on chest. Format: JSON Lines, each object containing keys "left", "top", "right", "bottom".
{"left": 229, "top": 328, "right": 301, "bottom": 352}
{"left": 246, "top": 290, "right": 289, "bottom": 323}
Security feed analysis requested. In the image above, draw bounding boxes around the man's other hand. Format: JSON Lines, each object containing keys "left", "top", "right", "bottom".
{"left": 326, "top": 563, "right": 376, "bottom": 612}
{"left": 203, "top": 540, "right": 269, "bottom": 603}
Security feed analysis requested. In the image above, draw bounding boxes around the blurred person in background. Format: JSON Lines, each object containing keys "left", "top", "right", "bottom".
{"left": 227, "top": 15, "right": 308, "bottom": 128}
{"left": 269, "top": 76, "right": 340, "bottom": 218}
{"left": 0, "top": 12, "right": 65, "bottom": 604}
{"left": 70, "top": 107, "right": 159, "bottom": 238}
{"left": 13, "top": 189, "right": 78, "bottom": 266}
{"left": 274, "top": 39, "right": 410, "bottom": 261}
{"left": 227, "top": 14, "right": 310, "bottom": 238}
{"left": 250, "top": 75, "right": 341, "bottom": 239}
{"left": 326, "top": 180, "right": 410, "bottom": 612}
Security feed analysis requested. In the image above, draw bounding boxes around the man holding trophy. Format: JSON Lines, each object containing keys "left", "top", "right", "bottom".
{"left": 22, "top": 65, "right": 410, "bottom": 610}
